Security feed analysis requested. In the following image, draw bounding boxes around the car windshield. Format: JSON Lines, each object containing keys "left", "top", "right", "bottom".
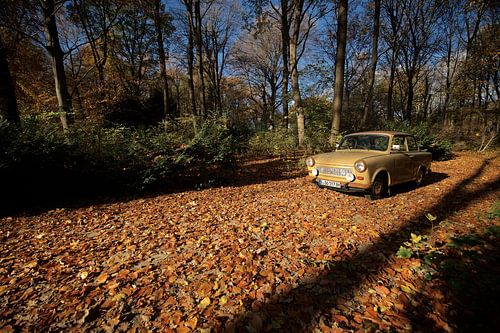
{"left": 338, "top": 135, "right": 389, "bottom": 151}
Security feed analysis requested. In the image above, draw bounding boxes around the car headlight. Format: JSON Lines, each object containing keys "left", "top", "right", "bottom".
{"left": 312, "top": 169, "right": 319, "bottom": 176}
{"left": 354, "top": 160, "right": 367, "bottom": 172}
{"left": 306, "top": 157, "right": 315, "bottom": 167}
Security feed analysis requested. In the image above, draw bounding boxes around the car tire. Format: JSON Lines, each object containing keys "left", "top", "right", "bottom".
{"left": 415, "top": 168, "right": 425, "bottom": 187}
{"left": 365, "top": 175, "right": 387, "bottom": 201}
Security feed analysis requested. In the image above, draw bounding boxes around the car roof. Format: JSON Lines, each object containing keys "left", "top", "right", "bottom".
{"left": 346, "top": 131, "right": 412, "bottom": 136}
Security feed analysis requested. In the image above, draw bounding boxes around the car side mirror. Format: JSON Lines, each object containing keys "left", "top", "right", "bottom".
{"left": 392, "top": 144, "right": 400, "bottom": 151}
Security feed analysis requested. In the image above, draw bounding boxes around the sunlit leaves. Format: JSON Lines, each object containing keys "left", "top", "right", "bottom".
{"left": 0, "top": 153, "right": 498, "bottom": 332}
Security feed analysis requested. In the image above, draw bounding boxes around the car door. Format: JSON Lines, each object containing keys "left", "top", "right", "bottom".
{"left": 390, "top": 135, "right": 413, "bottom": 183}
{"left": 405, "top": 135, "right": 421, "bottom": 179}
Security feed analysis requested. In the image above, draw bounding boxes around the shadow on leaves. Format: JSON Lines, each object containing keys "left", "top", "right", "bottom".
{"left": 400, "top": 227, "right": 500, "bottom": 332}
{"left": 228, "top": 157, "right": 499, "bottom": 332}
{"left": 0, "top": 157, "right": 305, "bottom": 217}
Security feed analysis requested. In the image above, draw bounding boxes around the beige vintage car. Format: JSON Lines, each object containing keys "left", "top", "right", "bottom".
{"left": 306, "top": 131, "right": 432, "bottom": 199}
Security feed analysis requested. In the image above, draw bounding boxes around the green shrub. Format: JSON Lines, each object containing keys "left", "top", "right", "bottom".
{"left": 486, "top": 202, "right": 500, "bottom": 220}
{"left": 380, "top": 121, "right": 453, "bottom": 161}
{"left": 1, "top": 115, "right": 67, "bottom": 171}
{"left": 247, "top": 128, "right": 296, "bottom": 157}
{"left": 0, "top": 115, "right": 243, "bottom": 196}
{"left": 303, "top": 97, "right": 334, "bottom": 153}
{"left": 304, "top": 125, "right": 333, "bottom": 154}
{"left": 175, "top": 117, "right": 239, "bottom": 167}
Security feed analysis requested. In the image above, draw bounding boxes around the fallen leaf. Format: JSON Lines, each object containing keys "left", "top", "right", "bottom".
{"left": 219, "top": 296, "right": 229, "bottom": 306}
{"left": 96, "top": 273, "right": 108, "bottom": 285}
{"left": 197, "top": 297, "right": 211, "bottom": 310}
{"left": 400, "top": 285, "right": 413, "bottom": 294}
{"left": 175, "top": 325, "right": 190, "bottom": 333}
{"left": 25, "top": 260, "right": 38, "bottom": 269}
{"left": 0, "top": 285, "right": 9, "bottom": 295}
{"left": 186, "top": 317, "right": 198, "bottom": 330}
{"left": 425, "top": 213, "right": 437, "bottom": 221}
{"left": 374, "top": 285, "right": 390, "bottom": 296}
{"left": 107, "top": 281, "right": 120, "bottom": 289}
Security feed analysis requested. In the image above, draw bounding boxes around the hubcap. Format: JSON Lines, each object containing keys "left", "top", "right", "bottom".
{"left": 417, "top": 170, "right": 423, "bottom": 185}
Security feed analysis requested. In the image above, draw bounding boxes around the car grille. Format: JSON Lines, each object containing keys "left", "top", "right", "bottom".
{"left": 317, "top": 167, "right": 353, "bottom": 177}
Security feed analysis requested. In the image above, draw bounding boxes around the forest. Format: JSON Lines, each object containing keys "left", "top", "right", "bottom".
{"left": 0, "top": 0, "right": 498, "bottom": 200}
{"left": 0, "top": 1, "right": 499, "bottom": 331}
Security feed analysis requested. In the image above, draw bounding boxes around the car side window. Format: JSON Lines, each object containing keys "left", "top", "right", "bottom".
{"left": 372, "top": 136, "right": 389, "bottom": 151}
{"left": 392, "top": 136, "right": 407, "bottom": 152}
{"left": 406, "top": 136, "right": 418, "bottom": 151}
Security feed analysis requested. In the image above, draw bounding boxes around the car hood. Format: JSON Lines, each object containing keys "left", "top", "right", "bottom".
{"left": 312, "top": 150, "right": 386, "bottom": 166}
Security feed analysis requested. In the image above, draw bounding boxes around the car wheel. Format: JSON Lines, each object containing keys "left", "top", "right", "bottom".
{"left": 365, "top": 175, "right": 387, "bottom": 200}
{"left": 415, "top": 168, "right": 424, "bottom": 187}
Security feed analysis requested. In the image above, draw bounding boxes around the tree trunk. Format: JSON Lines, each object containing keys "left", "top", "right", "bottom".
{"left": 269, "top": 78, "right": 277, "bottom": 128}
{"left": 405, "top": 72, "right": 414, "bottom": 123}
{"left": 290, "top": 0, "right": 305, "bottom": 147}
{"left": 0, "top": 36, "right": 19, "bottom": 124}
{"left": 281, "top": 0, "right": 290, "bottom": 129}
{"left": 443, "top": 26, "right": 453, "bottom": 126}
{"left": 185, "top": 1, "right": 198, "bottom": 131}
{"left": 261, "top": 85, "right": 269, "bottom": 130}
{"left": 330, "top": 0, "right": 348, "bottom": 142}
{"left": 387, "top": 48, "right": 397, "bottom": 121}
{"left": 194, "top": 0, "right": 207, "bottom": 119}
{"left": 152, "top": 0, "right": 171, "bottom": 120}
{"left": 361, "top": 0, "right": 380, "bottom": 128}
{"left": 493, "top": 67, "right": 499, "bottom": 101}
{"left": 422, "top": 75, "right": 430, "bottom": 120}
{"left": 41, "top": 0, "right": 72, "bottom": 131}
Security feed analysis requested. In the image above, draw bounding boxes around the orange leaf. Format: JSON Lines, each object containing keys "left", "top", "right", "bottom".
{"left": 96, "top": 273, "right": 108, "bottom": 285}
{"left": 186, "top": 317, "right": 198, "bottom": 330}
{"left": 175, "top": 325, "right": 190, "bottom": 333}
{"left": 375, "top": 285, "right": 390, "bottom": 296}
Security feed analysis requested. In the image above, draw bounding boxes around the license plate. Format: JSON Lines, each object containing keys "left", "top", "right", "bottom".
{"left": 318, "top": 179, "right": 341, "bottom": 188}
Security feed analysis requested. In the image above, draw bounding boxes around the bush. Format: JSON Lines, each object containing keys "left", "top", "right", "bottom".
{"left": 0, "top": 115, "right": 243, "bottom": 208}
{"left": 247, "top": 128, "right": 296, "bottom": 157}
{"left": 302, "top": 97, "right": 335, "bottom": 153}
{"left": 1, "top": 115, "right": 67, "bottom": 171}
{"left": 175, "top": 118, "right": 239, "bottom": 167}
{"left": 380, "top": 121, "right": 453, "bottom": 161}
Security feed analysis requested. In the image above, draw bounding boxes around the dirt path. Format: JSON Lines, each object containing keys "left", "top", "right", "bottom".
{"left": 1, "top": 152, "right": 499, "bottom": 332}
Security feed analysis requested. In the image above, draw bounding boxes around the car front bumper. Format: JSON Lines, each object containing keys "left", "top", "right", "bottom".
{"left": 312, "top": 178, "right": 370, "bottom": 193}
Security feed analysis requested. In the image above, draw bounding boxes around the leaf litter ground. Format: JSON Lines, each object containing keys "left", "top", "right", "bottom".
{"left": 1, "top": 152, "right": 499, "bottom": 332}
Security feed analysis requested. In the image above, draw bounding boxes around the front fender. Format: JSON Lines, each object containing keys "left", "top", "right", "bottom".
{"left": 370, "top": 168, "right": 392, "bottom": 186}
